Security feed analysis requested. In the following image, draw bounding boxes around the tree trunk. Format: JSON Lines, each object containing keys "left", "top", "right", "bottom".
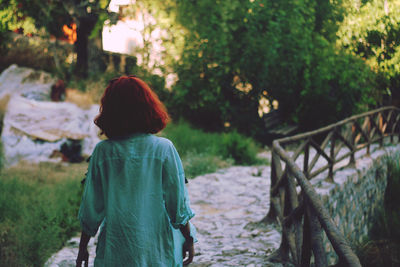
{"left": 88, "top": 26, "right": 107, "bottom": 74}
{"left": 75, "top": 15, "right": 98, "bottom": 78}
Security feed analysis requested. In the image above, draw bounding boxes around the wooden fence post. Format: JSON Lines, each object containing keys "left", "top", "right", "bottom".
{"left": 366, "top": 116, "right": 371, "bottom": 155}
{"left": 308, "top": 206, "right": 328, "bottom": 267}
{"left": 301, "top": 201, "right": 312, "bottom": 267}
{"left": 350, "top": 123, "right": 356, "bottom": 165}
{"left": 388, "top": 110, "right": 394, "bottom": 143}
{"left": 287, "top": 174, "right": 303, "bottom": 265}
{"left": 379, "top": 112, "right": 384, "bottom": 147}
{"left": 328, "top": 131, "right": 335, "bottom": 182}
{"left": 265, "top": 149, "right": 279, "bottom": 223}
{"left": 303, "top": 140, "right": 310, "bottom": 179}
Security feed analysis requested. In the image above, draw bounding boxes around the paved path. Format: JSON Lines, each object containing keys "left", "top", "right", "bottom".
{"left": 46, "top": 143, "right": 400, "bottom": 266}
{"left": 186, "top": 165, "right": 282, "bottom": 266}
{"left": 46, "top": 154, "right": 283, "bottom": 267}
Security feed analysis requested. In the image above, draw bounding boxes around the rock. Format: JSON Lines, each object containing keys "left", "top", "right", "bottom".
{"left": 2, "top": 95, "right": 100, "bottom": 166}
{"left": 0, "top": 64, "right": 56, "bottom": 102}
{"left": 0, "top": 65, "right": 101, "bottom": 167}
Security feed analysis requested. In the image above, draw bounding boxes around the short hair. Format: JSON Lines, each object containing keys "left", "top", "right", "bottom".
{"left": 94, "top": 76, "right": 170, "bottom": 139}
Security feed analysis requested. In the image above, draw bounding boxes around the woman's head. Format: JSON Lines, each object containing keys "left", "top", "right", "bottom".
{"left": 94, "top": 76, "right": 169, "bottom": 138}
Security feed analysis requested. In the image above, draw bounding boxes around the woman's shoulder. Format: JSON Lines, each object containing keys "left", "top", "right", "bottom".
{"left": 149, "top": 135, "right": 174, "bottom": 149}
{"left": 94, "top": 139, "right": 110, "bottom": 150}
{"left": 92, "top": 135, "right": 176, "bottom": 157}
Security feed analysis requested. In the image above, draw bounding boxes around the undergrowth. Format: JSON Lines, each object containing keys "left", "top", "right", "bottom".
{"left": 0, "top": 163, "right": 85, "bottom": 267}
{"left": 355, "top": 153, "right": 400, "bottom": 267}
{"left": 160, "top": 121, "right": 266, "bottom": 178}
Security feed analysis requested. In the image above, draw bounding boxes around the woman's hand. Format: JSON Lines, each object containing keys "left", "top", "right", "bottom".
{"left": 76, "top": 247, "right": 89, "bottom": 267}
{"left": 76, "top": 231, "right": 91, "bottom": 267}
{"left": 182, "top": 237, "right": 194, "bottom": 265}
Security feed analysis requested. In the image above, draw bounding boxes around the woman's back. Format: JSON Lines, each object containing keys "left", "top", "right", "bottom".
{"left": 76, "top": 76, "right": 195, "bottom": 267}
{"left": 79, "top": 134, "right": 194, "bottom": 266}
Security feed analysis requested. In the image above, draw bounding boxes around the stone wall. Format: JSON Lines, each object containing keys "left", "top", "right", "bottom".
{"left": 319, "top": 148, "right": 399, "bottom": 264}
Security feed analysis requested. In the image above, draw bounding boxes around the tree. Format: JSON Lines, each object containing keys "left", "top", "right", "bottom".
{"left": 60, "top": 0, "right": 113, "bottom": 77}
{"left": 166, "top": 0, "right": 374, "bottom": 136}
{"left": 111, "top": 0, "right": 377, "bottom": 138}
{"left": 0, "top": 0, "right": 112, "bottom": 78}
{"left": 337, "top": 0, "right": 400, "bottom": 106}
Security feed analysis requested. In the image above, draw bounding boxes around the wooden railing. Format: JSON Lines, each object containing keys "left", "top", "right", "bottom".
{"left": 265, "top": 106, "right": 400, "bottom": 266}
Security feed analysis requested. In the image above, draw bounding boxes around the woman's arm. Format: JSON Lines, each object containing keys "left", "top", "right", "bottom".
{"left": 162, "top": 142, "right": 196, "bottom": 264}
{"left": 180, "top": 222, "right": 194, "bottom": 265}
{"left": 76, "top": 231, "right": 90, "bottom": 267}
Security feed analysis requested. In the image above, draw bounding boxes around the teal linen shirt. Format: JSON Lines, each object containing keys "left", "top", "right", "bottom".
{"left": 78, "top": 133, "right": 196, "bottom": 267}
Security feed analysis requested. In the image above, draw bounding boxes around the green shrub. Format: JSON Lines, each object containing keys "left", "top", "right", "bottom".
{"left": 161, "top": 121, "right": 221, "bottom": 157}
{"left": 0, "top": 163, "right": 85, "bottom": 267}
{"left": 356, "top": 153, "right": 400, "bottom": 266}
{"left": 380, "top": 154, "right": 400, "bottom": 240}
{"left": 295, "top": 38, "right": 376, "bottom": 131}
{"left": 161, "top": 121, "right": 262, "bottom": 177}
{"left": 0, "top": 33, "right": 73, "bottom": 75}
{"left": 367, "top": 154, "right": 400, "bottom": 242}
{"left": 356, "top": 239, "right": 400, "bottom": 267}
{"left": 181, "top": 152, "right": 232, "bottom": 178}
{"left": 220, "top": 131, "right": 259, "bottom": 165}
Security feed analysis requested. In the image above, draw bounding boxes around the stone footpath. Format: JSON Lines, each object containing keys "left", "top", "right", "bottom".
{"left": 46, "top": 143, "right": 399, "bottom": 267}
{"left": 45, "top": 154, "right": 283, "bottom": 267}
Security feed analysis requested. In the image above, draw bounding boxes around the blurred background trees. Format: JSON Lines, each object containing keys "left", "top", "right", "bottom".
{"left": 0, "top": 0, "right": 114, "bottom": 77}
{"left": 1, "top": 0, "right": 400, "bottom": 143}
{"left": 158, "top": 0, "right": 380, "bottom": 138}
{"left": 337, "top": 0, "right": 400, "bottom": 107}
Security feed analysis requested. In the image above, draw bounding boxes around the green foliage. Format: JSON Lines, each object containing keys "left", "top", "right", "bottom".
{"left": 16, "top": 0, "right": 72, "bottom": 38}
{"left": 145, "top": 0, "right": 378, "bottom": 135}
{"left": 181, "top": 152, "right": 230, "bottom": 178}
{"left": 0, "top": 33, "right": 74, "bottom": 74}
{"left": 169, "top": 0, "right": 269, "bottom": 132}
{"left": 0, "top": 142, "right": 4, "bottom": 171}
{"left": 220, "top": 131, "right": 259, "bottom": 165}
{"left": 9, "top": 0, "right": 112, "bottom": 38}
{"left": 370, "top": 153, "right": 400, "bottom": 241}
{"left": 0, "top": 0, "right": 37, "bottom": 35}
{"left": 160, "top": 121, "right": 261, "bottom": 177}
{"left": 0, "top": 0, "right": 113, "bottom": 78}
{"left": 161, "top": 121, "right": 221, "bottom": 157}
{"left": 337, "top": 0, "right": 400, "bottom": 104}
{"left": 0, "top": 164, "right": 84, "bottom": 266}
{"left": 296, "top": 37, "right": 376, "bottom": 130}
{"left": 356, "top": 153, "right": 400, "bottom": 266}
{"left": 356, "top": 239, "right": 400, "bottom": 267}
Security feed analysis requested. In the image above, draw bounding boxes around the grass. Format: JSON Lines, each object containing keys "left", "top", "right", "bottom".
{"left": 160, "top": 121, "right": 266, "bottom": 178}
{"left": 0, "top": 162, "right": 86, "bottom": 267}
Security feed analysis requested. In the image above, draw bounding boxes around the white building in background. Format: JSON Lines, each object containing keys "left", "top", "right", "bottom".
{"left": 103, "top": 0, "right": 142, "bottom": 55}
{"left": 102, "top": 0, "right": 166, "bottom": 72}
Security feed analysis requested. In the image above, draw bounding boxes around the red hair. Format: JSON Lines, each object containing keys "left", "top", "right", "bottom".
{"left": 94, "top": 76, "right": 170, "bottom": 138}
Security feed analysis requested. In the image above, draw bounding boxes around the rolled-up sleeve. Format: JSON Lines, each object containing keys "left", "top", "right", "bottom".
{"left": 162, "top": 142, "right": 195, "bottom": 229}
{"left": 78, "top": 147, "right": 105, "bottom": 236}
